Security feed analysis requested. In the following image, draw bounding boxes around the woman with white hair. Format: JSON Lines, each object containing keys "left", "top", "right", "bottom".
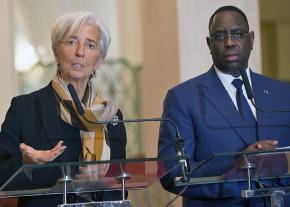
{"left": 0, "top": 11, "right": 127, "bottom": 206}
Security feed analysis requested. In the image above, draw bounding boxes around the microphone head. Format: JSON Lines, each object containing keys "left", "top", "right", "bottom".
{"left": 67, "top": 83, "right": 85, "bottom": 115}
{"left": 238, "top": 67, "right": 254, "bottom": 100}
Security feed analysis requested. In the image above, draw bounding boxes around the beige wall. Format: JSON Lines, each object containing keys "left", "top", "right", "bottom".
{"left": 141, "top": 0, "right": 180, "bottom": 157}
{"left": 140, "top": 1, "right": 181, "bottom": 205}
{"left": 260, "top": 0, "right": 290, "bottom": 81}
{"left": 0, "top": 0, "right": 18, "bottom": 124}
{"left": 261, "top": 22, "right": 278, "bottom": 77}
{"left": 117, "top": 0, "right": 142, "bottom": 65}
{"left": 276, "top": 23, "right": 290, "bottom": 80}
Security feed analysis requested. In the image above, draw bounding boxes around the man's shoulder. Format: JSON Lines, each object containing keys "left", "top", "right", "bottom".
{"left": 170, "top": 70, "right": 210, "bottom": 92}
{"left": 252, "top": 72, "right": 290, "bottom": 89}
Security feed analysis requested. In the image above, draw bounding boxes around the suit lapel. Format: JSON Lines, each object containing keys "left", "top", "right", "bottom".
{"left": 202, "top": 68, "right": 257, "bottom": 146}
{"left": 202, "top": 68, "right": 240, "bottom": 119}
{"left": 36, "top": 82, "right": 64, "bottom": 146}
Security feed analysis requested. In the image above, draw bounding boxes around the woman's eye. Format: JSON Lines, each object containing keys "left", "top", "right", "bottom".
{"left": 67, "top": 39, "right": 76, "bottom": 46}
{"left": 87, "top": 42, "right": 96, "bottom": 49}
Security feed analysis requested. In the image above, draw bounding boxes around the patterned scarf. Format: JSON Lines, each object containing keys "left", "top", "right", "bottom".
{"left": 52, "top": 75, "right": 117, "bottom": 161}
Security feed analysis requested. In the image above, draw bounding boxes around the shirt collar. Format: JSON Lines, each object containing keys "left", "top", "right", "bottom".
{"left": 214, "top": 65, "right": 252, "bottom": 86}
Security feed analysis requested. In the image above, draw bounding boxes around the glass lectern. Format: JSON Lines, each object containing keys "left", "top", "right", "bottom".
{"left": 0, "top": 156, "right": 182, "bottom": 207}
{"left": 175, "top": 149, "right": 290, "bottom": 207}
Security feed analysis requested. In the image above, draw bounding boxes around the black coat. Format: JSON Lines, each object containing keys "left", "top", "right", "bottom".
{"left": 0, "top": 82, "right": 127, "bottom": 207}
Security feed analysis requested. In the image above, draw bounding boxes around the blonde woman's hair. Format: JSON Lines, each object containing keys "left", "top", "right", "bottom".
{"left": 51, "top": 11, "right": 111, "bottom": 60}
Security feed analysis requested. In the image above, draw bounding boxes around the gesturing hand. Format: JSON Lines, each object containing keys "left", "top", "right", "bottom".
{"left": 19, "top": 141, "right": 66, "bottom": 164}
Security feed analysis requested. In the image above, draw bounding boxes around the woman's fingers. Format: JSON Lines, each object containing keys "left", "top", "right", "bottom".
{"left": 19, "top": 140, "right": 66, "bottom": 164}
{"left": 51, "top": 141, "right": 66, "bottom": 154}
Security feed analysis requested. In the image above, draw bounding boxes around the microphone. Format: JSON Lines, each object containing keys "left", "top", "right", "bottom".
{"left": 67, "top": 84, "right": 85, "bottom": 115}
{"left": 238, "top": 68, "right": 290, "bottom": 113}
{"left": 66, "top": 84, "right": 191, "bottom": 180}
{"left": 239, "top": 67, "right": 254, "bottom": 100}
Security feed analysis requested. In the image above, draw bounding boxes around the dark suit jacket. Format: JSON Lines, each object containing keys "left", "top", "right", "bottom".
{"left": 0, "top": 82, "right": 127, "bottom": 207}
{"left": 158, "top": 67, "right": 290, "bottom": 207}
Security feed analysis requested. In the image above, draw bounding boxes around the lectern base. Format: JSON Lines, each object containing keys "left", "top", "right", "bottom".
{"left": 58, "top": 200, "right": 131, "bottom": 207}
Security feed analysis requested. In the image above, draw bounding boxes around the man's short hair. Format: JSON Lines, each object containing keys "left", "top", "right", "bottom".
{"left": 208, "top": 6, "right": 249, "bottom": 32}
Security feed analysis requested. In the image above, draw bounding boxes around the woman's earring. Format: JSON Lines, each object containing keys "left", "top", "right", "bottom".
{"left": 91, "top": 70, "right": 97, "bottom": 78}
{"left": 57, "top": 63, "right": 62, "bottom": 74}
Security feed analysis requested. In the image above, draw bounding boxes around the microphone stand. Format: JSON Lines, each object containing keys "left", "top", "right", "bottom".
{"left": 67, "top": 83, "right": 191, "bottom": 182}
{"left": 239, "top": 68, "right": 290, "bottom": 113}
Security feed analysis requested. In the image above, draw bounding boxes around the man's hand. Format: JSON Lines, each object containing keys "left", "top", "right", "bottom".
{"left": 244, "top": 140, "right": 278, "bottom": 152}
{"left": 19, "top": 141, "right": 66, "bottom": 164}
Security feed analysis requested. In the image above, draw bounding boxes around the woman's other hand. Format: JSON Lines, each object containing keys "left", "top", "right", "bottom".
{"left": 75, "top": 163, "right": 110, "bottom": 180}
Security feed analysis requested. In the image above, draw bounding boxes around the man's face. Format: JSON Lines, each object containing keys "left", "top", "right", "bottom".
{"left": 206, "top": 11, "right": 254, "bottom": 76}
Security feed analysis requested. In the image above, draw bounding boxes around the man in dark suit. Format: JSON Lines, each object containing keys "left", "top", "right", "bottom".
{"left": 158, "top": 5, "right": 290, "bottom": 207}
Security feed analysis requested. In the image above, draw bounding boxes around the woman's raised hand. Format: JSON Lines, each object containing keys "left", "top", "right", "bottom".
{"left": 19, "top": 140, "right": 66, "bottom": 164}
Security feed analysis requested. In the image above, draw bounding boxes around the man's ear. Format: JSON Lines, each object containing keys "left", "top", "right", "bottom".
{"left": 206, "top": 37, "right": 212, "bottom": 54}
{"left": 249, "top": 31, "right": 254, "bottom": 50}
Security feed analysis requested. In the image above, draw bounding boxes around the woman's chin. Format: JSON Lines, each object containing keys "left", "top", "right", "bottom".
{"left": 63, "top": 77, "right": 88, "bottom": 85}
{"left": 66, "top": 73, "right": 90, "bottom": 83}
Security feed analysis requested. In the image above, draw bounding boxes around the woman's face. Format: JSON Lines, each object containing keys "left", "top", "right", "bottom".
{"left": 56, "top": 23, "right": 101, "bottom": 84}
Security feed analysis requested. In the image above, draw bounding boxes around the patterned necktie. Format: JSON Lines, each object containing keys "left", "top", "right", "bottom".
{"left": 231, "top": 79, "right": 255, "bottom": 120}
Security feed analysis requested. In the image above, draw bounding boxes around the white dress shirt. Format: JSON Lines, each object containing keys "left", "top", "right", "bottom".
{"left": 214, "top": 66, "right": 257, "bottom": 119}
